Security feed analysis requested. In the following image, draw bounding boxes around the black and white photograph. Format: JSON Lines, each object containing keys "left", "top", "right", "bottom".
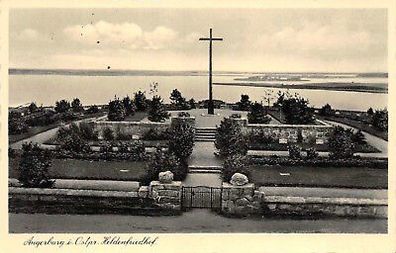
{"left": 3, "top": 1, "right": 393, "bottom": 243}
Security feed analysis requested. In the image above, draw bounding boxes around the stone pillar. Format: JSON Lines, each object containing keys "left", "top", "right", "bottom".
{"left": 149, "top": 171, "right": 182, "bottom": 211}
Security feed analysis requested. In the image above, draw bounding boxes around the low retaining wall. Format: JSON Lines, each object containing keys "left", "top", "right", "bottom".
{"left": 9, "top": 179, "right": 182, "bottom": 215}
{"left": 221, "top": 183, "right": 387, "bottom": 218}
{"left": 93, "top": 116, "right": 195, "bottom": 139}
{"left": 231, "top": 118, "right": 333, "bottom": 144}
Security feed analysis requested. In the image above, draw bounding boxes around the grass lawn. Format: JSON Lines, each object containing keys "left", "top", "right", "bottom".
{"left": 248, "top": 165, "right": 387, "bottom": 189}
{"left": 124, "top": 111, "right": 148, "bottom": 122}
{"left": 9, "top": 158, "right": 148, "bottom": 181}
{"left": 318, "top": 115, "right": 388, "bottom": 141}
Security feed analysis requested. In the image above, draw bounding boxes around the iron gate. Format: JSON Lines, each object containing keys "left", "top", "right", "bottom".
{"left": 182, "top": 186, "right": 222, "bottom": 210}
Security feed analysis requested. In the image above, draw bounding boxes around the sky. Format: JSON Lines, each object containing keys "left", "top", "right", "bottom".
{"left": 10, "top": 8, "right": 387, "bottom": 72}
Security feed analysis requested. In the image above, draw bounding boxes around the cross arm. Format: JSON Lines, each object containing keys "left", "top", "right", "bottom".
{"left": 199, "top": 38, "right": 223, "bottom": 41}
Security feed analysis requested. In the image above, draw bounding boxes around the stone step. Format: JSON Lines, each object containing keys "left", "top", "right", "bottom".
{"left": 188, "top": 169, "right": 222, "bottom": 174}
{"left": 194, "top": 138, "right": 215, "bottom": 142}
{"left": 195, "top": 135, "right": 216, "bottom": 139}
{"left": 194, "top": 132, "right": 216, "bottom": 136}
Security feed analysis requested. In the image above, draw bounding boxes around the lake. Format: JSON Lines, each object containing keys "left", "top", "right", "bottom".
{"left": 9, "top": 73, "right": 388, "bottom": 111}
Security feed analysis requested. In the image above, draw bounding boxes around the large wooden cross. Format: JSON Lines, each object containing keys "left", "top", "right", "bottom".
{"left": 199, "top": 28, "right": 223, "bottom": 115}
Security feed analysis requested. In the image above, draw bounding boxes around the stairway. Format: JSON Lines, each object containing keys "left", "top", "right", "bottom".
{"left": 194, "top": 127, "right": 217, "bottom": 142}
{"left": 188, "top": 165, "right": 222, "bottom": 174}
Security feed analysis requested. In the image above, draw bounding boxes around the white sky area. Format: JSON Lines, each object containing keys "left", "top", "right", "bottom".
{"left": 10, "top": 8, "right": 387, "bottom": 72}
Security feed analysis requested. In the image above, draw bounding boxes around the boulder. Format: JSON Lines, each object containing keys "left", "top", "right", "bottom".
{"left": 230, "top": 173, "right": 249, "bottom": 186}
{"left": 159, "top": 171, "right": 174, "bottom": 184}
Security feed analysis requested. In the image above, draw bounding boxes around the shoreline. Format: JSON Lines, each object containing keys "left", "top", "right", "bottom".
{"left": 213, "top": 82, "right": 388, "bottom": 94}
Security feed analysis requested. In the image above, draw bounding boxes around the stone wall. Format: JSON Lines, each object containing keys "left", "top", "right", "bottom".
{"left": 93, "top": 120, "right": 170, "bottom": 139}
{"left": 93, "top": 116, "right": 195, "bottom": 139}
{"left": 230, "top": 118, "right": 333, "bottom": 144}
{"left": 260, "top": 195, "right": 387, "bottom": 218}
{"left": 149, "top": 181, "right": 182, "bottom": 211}
{"left": 221, "top": 183, "right": 260, "bottom": 216}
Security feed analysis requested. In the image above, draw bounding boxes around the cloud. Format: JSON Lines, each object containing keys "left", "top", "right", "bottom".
{"left": 64, "top": 21, "right": 179, "bottom": 50}
{"left": 255, "top": 23, "right": 384, "bottom": 59}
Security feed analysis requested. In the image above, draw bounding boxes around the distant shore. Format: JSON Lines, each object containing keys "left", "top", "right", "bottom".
{"left": 213, "top": 82, "right": 388, "bottom": 94}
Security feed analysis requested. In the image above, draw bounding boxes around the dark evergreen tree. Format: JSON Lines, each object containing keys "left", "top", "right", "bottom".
{"left": 122, "top": 95, "right": 136, "bottom": 116}
{"left": 168, "top": 121, "right": 195, "bottom": 161}
{"left": 134, "top": 90, "right": 147, "bottom": 111}
{"left": 215, "top": 117, "right": 247, "bottom": 157}
{"left": 71, "top": 98, "right": 84, "bottom": 112}
{"left": 189, "top": 98, "right": 196, "bottom": 109}
{"left": 55, "top": 99, "right": 71, "bottom": 113}
{"left": 170, "top": 89, "right": 190, "bottom": 109}
{"left": 372, "top": 109, "right": 388, "bottom": 131}
{"left": 18, "top": 142, "right": 54, "bottom": 188}
{"left": 236, "top": 94, "right": 251, "bottom": 111}
{"left": 279, "top": 94, "right": 314, "bottom": 124}
{"left": 148, "top": 96, "right": 170, "bottom": 122}
{"left": 247, "top": 102, "right": 271, "bottom": 124}
{"left": 108, "top": 97, "right": 126, "bottom": 121}
{"left": 319, "top": 103, "right": 335, "bottom": 116}
{"left": 328, "top": 126, "right": 356, "bottom": 159}
{"left": 367, "top": 107, "right": 374, "bottom": 115}
{"left": 28, "top": 102, "right": 39, "bottom": 113}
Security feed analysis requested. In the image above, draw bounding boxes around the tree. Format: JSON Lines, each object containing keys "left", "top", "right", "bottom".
{"left": 122, "top": 96, "right": 136, "bottom": 116}
{"left": 236, "top": 94, "right": 251, "bottom": 111}
{"left": 278, "top": 93, "right": 314, "bottom": 124}
{"left": 87, "top": 105, "right": 99, "bottom": 114}
{"left": 28, "top": 102, "right": 39, "bottom": 113}
{"left": 18, "top": 142, "right": 54, "bottom": 188}
{"left": 189, "top": 98, "right": 196, "bottom": 109}
{"left": 367, "top": 107, "right": 374, "bottom": 115}
{"left": 372, "top": 109, "right": 388, "bottom": 131}
{"left": 108, "top": 97, "right": 126, "bottom": 121}
{"left": 9, "top": 111, "right": 28, "bottom": 135}
{"left": 351, "top": 130, "right": 366, "bottom": 145}
{"left": 319, "top": 103, "right": 335, "bottom": 116}
{"left": 328, "top": 126, "right": 356, "bottom": 159}
{"left": 170, "top": 89, "right": 190, "bottom": 110}
{"left": 55, "top": 99, "right": 71, "bottom": 113}
{"left": 168, "top": 121, "right": 195, "bottom": 161}
{"left": 222, "top": 154, "right": 250, "bottom": 182}
{"left": 215, "top": 117, "right": 247, "bottom": 157}
{"left": 247, "top": 102, "right": 271, "bottom": 124}
{"left": 134, "top": 90, "right": 147, "bottom": 111}
{"left": 71, "top": 98, "right": 84, "bottom": 112}
{"left": 148, "top": 96, "right": 170, "bottom": 122}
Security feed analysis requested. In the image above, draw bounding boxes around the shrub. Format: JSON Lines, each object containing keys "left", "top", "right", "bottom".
{"left": 306, "top": 147, "right": 319, "bottom": 160}
{"left": 134, "top": 90, "right": 147, "bottom": 111}
{"left": 127, "top": 141, "right": 146, "bottom": 160}
{"left": 57, "top": 124, "right": 91, "bottom": 153}
{"left": 71, "top": 98, "right": 84, "bottom": 112}
{"left": 372, "top": 109, "right": 388, "bottom": 132}
{"left": 108, "top": 97, "right": 126, "bottom": 121}
{"left": 142, "top": 128, "right": 170, "bottom": 140}
{"left": 87, "top": 105, "right": 100, "bottom": 114}
{"left": 177, "top": 111, "right": 191, "bottom": 117}
{"left": 222, "top": 155, "right": 250, "bottom": 182}
{"left": 351, "top": 130, "right": 367, "bottom": 145}
{"left": 328, "top": 126, "right": 355, "bottom": 159}
{"left": 168, "top": 121, "right": 195, "bottom": 161}
{"left": 248, "top": 102, "right": 271, "bottom": 124}
{"left": 319, "top": 104, "right": 335, "bottom": 116}
{"left": 236, "top": 94, "right": 251, "bottom": 111}
{"left": 215, "top": 117, "right": 247, "bottom": 157}
{"left": 99, "top": 142, "right": 114, "bottom": 153}
{"left": 55, "top": 99, "right": 71, "bottom": 113}
{"left": 79, "top": 122, "right": 98, "bottom": 141}
{"left": 18, "top": 142, "right": 54, "bottom": 188}
{"left": 143, "top": 148, "right": 186, "bottom": 185}
{"left": 288, "top": 144, "right": 302, "bottom": 159}
{"left": 276, "top": 92, "right": 314, "bottom": 124}
{"left": 9, "top": 116, "right": 28, "bottom": 135}
{"left": 189, "top": 98, "right": 196, "bottom": 109}
{"left": 230, "top": 113, "right": 242, "bottom": 119}
{"left": 148, "top": 96, "right": 170, "bottom": 122}
{"left": 103, "top": 127, "right": 115, "bottom": 141}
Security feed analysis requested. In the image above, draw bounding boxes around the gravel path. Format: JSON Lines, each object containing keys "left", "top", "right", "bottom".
{"left": 9, "top": 210, "right": 387, "bottom": 233}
